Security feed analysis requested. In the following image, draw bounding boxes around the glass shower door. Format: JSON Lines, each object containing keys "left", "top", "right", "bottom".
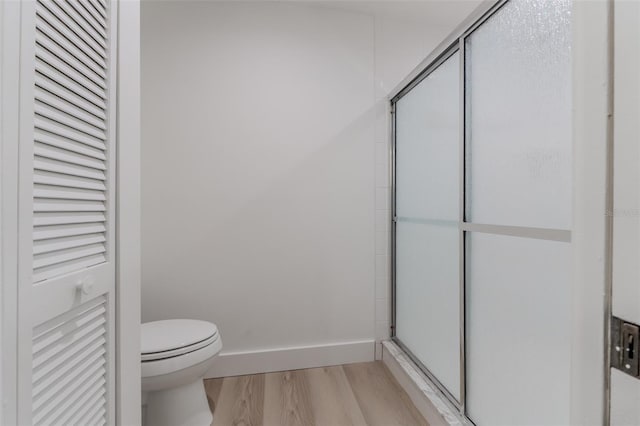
{"left": 464, "top": 0, "right": 572, "bottom": 424}
{"left": 394, "top": 51, "right": 461, "bottom": 402}
{"left": 392, "top": 1, "right": 573, "bottom": 421}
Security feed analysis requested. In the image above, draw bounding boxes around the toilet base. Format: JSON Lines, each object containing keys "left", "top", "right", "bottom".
{"left": 144, "top": 378, "right": 212, "bottom": 426}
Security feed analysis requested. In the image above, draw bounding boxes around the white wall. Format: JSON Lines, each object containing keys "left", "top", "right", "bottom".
{"left": 570, "top": 1, "right": 609, "bottom": 423}
{"left": 142, "top": 1, "right": 377, "bottom": 373}
{"left": 141, "top": 0, "right": 477, "bottom": 375}
{"left": 611, "top": 1, "right": 640, "bottom": 424}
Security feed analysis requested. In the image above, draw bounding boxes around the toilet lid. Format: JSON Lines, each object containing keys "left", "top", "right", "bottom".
{"left": 141, "top": 319, "right": 218, "bottom": 355}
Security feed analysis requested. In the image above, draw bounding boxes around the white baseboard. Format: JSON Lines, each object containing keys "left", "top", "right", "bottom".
{"left": 205, "top": 339, "right": 375, "bottom": 378}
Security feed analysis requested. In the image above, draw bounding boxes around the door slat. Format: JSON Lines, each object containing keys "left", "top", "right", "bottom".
{"left": 32, "top": 253, "right": 106, "bottom": 283}
{"left": 35, "top": 142, "right": 106, "bottom": 170}
{"left": 31, "top": 297, "right": 108, "bottom": 426}
{"left": 33, "top": 222, "right": 106, "bottom": 241}
{"left": 27, "top": 1, "right": 113, "bottom": 424}
{"left": 35, "top": 117, "right": 107, "bottom": 151}
{"left": 35, "top": 2, "right": 107, "bottom": 70}
{"left": 37, "top": 0, "right": 107, "bottom": 62}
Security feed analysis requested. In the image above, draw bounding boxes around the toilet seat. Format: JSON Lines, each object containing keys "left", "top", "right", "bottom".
{"left": 141, "top": 337, "right": 222, "bottom": 378}
{"left": 141, "top": 333, "right": 219, "bottom": 361}
{"left": 142, "top": 319, "right": 218, "bottom": 355}
{"left": 141, "top": 319, "right": 222, "bottom": 378}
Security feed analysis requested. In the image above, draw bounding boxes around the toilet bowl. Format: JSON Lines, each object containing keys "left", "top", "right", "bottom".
{"left": 141, "top": 319, "right": 222, "bottom": 426}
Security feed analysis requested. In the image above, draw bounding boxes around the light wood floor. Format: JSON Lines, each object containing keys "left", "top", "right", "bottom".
{"left": 204, "top": 361, "right": 428, "bottom": 426}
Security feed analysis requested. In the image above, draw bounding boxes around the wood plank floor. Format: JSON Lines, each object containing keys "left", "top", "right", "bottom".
{"left": 204, "top": 362, "right": 428, "bottom": 426}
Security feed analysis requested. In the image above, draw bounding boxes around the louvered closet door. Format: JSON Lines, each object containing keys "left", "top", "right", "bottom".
{"left": 17, "top": 0, "right": 118, "bottom": 424}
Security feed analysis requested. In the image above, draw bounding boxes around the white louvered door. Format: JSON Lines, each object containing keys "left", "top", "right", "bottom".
{"left": 17, "top": 0, "right": 118, "bottom": 424}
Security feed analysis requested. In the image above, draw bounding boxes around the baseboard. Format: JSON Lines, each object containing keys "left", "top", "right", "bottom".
{"left": 205, "top": 339, "right": 375, "bottom": 378}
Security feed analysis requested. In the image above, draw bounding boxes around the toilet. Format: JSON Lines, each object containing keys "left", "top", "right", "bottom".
{"left": 141, "top": 319, "right": 222, "bottom": 426}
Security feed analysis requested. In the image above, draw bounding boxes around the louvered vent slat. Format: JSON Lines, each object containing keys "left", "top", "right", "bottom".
{"left": 34, "top": 212, "right": 106, "bottom": 227}
{"left": 34, "top": 363, "right": 106, "bottom": 418}
{"left": 34, "top": 174, "right": 105, "bottom": 193}
{"left": 35, "top": 157, "right": 106, "bottom": 181}
{"left": 34, "top": 202, "right": 105, "bottom": 215}
{"left": 33, "top": 302, "right": 106, "bottom": 349}
{"left": 33, "top": 362, "right": 105, "bottom": 420}
{"left": 71, "top": 0, "right": 106, "bottom": 36}
{"left": 35, "top": 142, "right": 106, "bottom": 169}
{"left": 33, "top": 322, "right": 106, "bottom": 379}
{"left": 36, "top": 17, "right": 106, "bottom": 81}
{"left": 33, "top": 341, "right": 104, "bottom": 395}
{"left": 32, "top": 0, "right": 110, "bottom": 284}
{"left": 32, "top": 302, "right": 106, "bottom": 382}
{"left": 32, "top": 333, "right": 104, "bottom": 386}
{"left": 35, "top": 158, "right": 106, "bottom": 181}
{"left": 34, "top": 200, "right": 106, "bottom": 214}
{"left": 35, "top": 101, "right": 106, "bottom": 141}
{"left": 35, "top": 185, "right": 106, "bottom": 201}
{"left": 79, "top": 0, "right": 106, "bottom": 29}
{"left": 36, "top": 87, "right": 106, "bottom": 130}
{"left": 36, "top": 59, "right": 106, "bottom": 109}
{"left": 32, "top": 297, "right": 108, "bottom": 426}
{"left": 34, "top": 171, "right": 106, "bottom": 192}
{"left": 36, "top": 3, "right": 107, "bottom": 71}
{"left": 35, "top": 120, "right": 107, "bottom": 153}
{"left": 42, "top": 375, "right": 106, "bottom": 426}
{"left": 34, "top": 222, "right": 106, "bottom": 240}
{"left": 32, "top": 345, "right": 104, "bottom": 399}
{"left": 33, "top": 254, "right": 106, "bottom": 283}
{"left": 35, "top": 128, "right": 106, "bottom": 159}
{"left": 36, "top": 33, "right": 106, "bottom": 93}
{"left": 65, "top": 0, "right": 107, "bottom": 39}
{"left": 38, "top": 0, "right": 107, "bottom": 64}
{"left": 54, "top": 377, "right": 105, "bottom": 425}
{"left": 34, "top": 358, "right": 105, "bottom": 412}
{"left": 34, "top": 243, "right": 106, "bottom": 269}
{"left": 64, "top": 389, "right": 106, "bottom": 426}
{"left": 36, "top": 73, "right": 106, "bottom": 121}
{"left": 84, "top": 408, "right": 107, "bottom": 426}
{"left": 27, "top": 0, "right": 113, "bottom": 422}
{"left": 36, "top": 44, "right": 106, "bottom": 101}
{"left": 34, "top": 233, "right": 106, "bottom": 255}
{"left": 87, "top": 0, "right": 106, "bottom": 19}
{"left": 50, "top": 0, "right": 107, "bottom": 52}
{"left": 77, "top": 397, "right": 107, "bottom": 426}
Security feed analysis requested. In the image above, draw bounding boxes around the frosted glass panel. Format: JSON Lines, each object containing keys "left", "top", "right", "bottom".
{"left": 466, "top": 232, "right": 571, "bottom": 425}
{"left": 396, "top": 52, "right": 459, "bottom": 221}
{"left": 394, "top": 52, "right": 460, "bottom": 400}
{"left": 465, "top": 0, "right": 572, "bottom": 229}
{"left": 395, "top": 222, "right": 459, "bottom": 399}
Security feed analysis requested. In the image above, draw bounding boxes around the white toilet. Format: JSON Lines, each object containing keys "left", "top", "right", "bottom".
{"left": 141, "top": 319, "right": 222, "bottom": 426}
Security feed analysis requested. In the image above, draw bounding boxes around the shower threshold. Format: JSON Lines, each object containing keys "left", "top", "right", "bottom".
{"left": 381, "top": 341, "right": 471, "bottom": 426}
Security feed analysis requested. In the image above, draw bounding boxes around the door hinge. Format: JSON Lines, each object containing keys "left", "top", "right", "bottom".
{"left": 611, "top": 316, "right": 640, "bottom": 378}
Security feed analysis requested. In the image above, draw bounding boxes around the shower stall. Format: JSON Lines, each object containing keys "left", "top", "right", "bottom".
{"left": 390, "top": 0, "right": 574, "bottom": 424}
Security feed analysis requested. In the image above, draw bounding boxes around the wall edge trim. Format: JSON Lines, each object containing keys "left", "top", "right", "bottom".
{"left": 205, "top": 339, "right": 375, "bottom": 378}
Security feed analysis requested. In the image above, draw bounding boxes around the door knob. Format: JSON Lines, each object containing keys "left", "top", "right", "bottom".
{"left": 76, "top": 278, "right": 94, "bottom": 295}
